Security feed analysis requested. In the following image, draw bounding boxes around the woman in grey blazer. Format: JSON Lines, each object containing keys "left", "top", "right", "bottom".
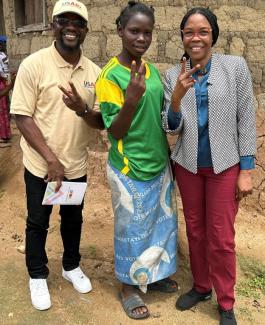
{"left": 162, "top": 7, "right": 256, "bottom": 325}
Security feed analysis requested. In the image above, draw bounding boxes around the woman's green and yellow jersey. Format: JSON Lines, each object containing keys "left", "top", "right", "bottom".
{"left": 96, "top": 57, "right": 168, "bottom": 181}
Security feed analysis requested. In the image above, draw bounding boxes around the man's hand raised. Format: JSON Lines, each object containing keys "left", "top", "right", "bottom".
{"left": 58, "top": 81, "right": 86, "bottom": 115}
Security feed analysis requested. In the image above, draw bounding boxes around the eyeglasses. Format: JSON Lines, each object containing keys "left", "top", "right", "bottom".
{"left": 181, "top": 28, "right": 212, "bottom": 39}
{"left": 54, "top": 17, "right": 87, "bottom": 29}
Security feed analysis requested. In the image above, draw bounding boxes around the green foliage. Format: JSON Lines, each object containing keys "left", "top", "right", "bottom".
{"left": 236, "top": 255, "right": 265, "bottom": 299}
{"left": 238, "top": 307, "right": 253, "bottom": 322}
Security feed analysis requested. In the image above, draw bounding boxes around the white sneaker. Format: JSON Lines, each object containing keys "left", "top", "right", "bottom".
{"left": 29, "top": 278, "right": 51, "bottom": 311}
{"left": 62, "top": 267, "right": 92, "bottom": 293}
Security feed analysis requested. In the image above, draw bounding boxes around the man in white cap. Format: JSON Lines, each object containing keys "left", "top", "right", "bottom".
{"left": 11, "top": 0, "right": 103, "bottom": 310}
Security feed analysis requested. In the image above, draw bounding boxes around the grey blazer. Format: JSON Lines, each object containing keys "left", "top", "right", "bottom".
{"left": 162, "top": 54, "right": 256, "bottom": 174}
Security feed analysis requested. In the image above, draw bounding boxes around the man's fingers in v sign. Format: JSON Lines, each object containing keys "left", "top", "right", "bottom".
{"left": 58, "top": 81, "right": 79, "bottom": 99}
{"left": 58, "top": 85, "right": 72, "bottom": 107}
{"left": 58, "top": 82, "right": 83, "bottom": 108}
{"left": 58, "top": 84, "right": 74, "bottom": 102}
{"left": 58, "top": 84, "right": 71, "bottom": 96}
{"left": 68, "top": 81, "right": 80, "bottom": 99}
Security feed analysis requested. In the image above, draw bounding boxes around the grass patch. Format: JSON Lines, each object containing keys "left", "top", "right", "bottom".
{"left": 238, "top": 307, "right": 253, "bottom": 322}
{"left": 236, "top": 255, "right": 265, "bottom": 299}
{"left": 87, "top": 245, "right": 97, "bottom": 258}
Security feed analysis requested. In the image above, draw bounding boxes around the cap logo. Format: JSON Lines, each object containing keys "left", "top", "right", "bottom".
{"left": 62, "top": 1, "right": 82, "bottom": 9}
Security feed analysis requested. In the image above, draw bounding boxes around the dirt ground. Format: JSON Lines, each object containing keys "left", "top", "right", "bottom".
{"left": 0, "top": 121, "right": 264, "bottom": 325}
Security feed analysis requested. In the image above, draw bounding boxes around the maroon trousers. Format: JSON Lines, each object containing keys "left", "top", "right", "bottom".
{"left": 175, "top": 163, "right": 239, "bottom": 310}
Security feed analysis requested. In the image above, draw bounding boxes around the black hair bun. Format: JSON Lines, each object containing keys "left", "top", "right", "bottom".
{"left": 128, "top": 1, "right": 137, "bottom": 6}
{"left": 115, "top": 16, "right": 120, "bottom": 25}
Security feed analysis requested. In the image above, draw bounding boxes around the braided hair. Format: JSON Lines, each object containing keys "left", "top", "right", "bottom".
{"left": 180, "top": 7, "right": 219, "bottom": 61}
{"left": 116, "top": 1, "right": 155, "bottom": 28}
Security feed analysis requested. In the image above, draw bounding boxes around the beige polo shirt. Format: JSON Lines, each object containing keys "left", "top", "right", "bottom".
{"left": 10, "top": 42, "right": 101, "bottom": 179}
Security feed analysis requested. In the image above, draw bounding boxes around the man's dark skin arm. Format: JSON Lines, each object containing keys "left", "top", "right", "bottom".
{"left": 14, "top": 115, "right": 64, "bottom": 191}
{"left": 58, "top": 81, "right": 104, "bottom": 130}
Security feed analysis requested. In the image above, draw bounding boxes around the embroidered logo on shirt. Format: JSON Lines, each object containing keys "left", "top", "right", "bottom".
{"left": 84, "top": 81, "right": 95, "bottom": 89}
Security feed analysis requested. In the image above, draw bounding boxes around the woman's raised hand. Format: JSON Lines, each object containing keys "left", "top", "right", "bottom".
{"left": 171, "top": 58, "right": 200, "bottom": 112}
{"left": 125, "top": 60, "right": 146, "bottom": 106}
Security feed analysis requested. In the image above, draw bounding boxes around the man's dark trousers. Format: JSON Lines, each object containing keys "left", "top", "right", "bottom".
{"left": 24, "top": 169, "right": 87, "bottom": 279}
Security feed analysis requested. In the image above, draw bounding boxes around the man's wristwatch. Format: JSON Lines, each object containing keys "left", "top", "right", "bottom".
{"left": 76, "top": 104, "right": 90, "bottom": 117}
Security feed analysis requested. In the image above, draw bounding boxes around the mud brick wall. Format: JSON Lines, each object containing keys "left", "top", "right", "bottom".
{"left": 2, "top": 0, "right": 265, "bottom": 213}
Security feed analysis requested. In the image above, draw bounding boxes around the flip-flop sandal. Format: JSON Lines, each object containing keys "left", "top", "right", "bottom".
{"left": 120, "top": 292, "right": 150, "bottom": 320}
{"left": 147, "top": 277, "right": 178, "bottom": 293}
{"left": 0, "top": 142, "right": 11, "bottom": 148}
{"left": 0, "top": 138, "right": 10, "bottom": 143}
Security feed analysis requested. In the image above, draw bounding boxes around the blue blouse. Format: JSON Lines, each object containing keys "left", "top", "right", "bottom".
{"left": 167, "top": 60, "right": 254, "bottom": 170}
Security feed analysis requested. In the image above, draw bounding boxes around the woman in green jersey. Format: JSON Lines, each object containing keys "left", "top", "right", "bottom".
{"left": 96, "top": 1, "right": 178, "bottom": 319}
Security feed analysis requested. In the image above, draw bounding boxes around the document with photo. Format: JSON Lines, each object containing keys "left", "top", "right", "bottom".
{"left": 42, "top": 181, "right": 87, "bottom": 205}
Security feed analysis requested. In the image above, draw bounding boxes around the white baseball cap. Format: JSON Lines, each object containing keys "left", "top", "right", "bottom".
{"left": 52, "top": 0, "right": 88, "bottom": 22}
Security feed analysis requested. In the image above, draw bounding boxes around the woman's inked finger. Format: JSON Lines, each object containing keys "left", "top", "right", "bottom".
{"left": 180, "top": 57, "right": 187, "bottom": 74}
{"left": 137, "top": 62, "right": 146, "bottom": 82}
{"left": 137, "top": 61, "right": 145, "bottom": 75}
{"left": 130, "top": 60, "right": 136, "bottom": 80}
{"left": 184, "top": 64, "right": 201, "bottom": 78}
